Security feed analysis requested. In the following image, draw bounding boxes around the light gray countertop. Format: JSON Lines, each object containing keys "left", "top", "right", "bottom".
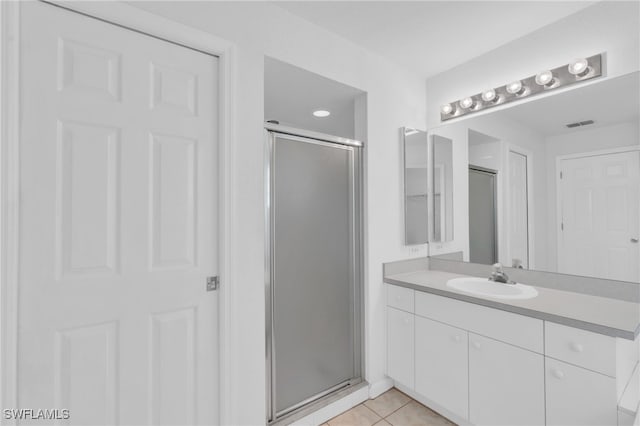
{"left": 384, "top": 269, "right": 640, "bottom": 340}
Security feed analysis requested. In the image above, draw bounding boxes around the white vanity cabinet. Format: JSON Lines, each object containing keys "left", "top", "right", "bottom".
{"left": 545, "top": 357, "right": 617, "bottom": 426}
{"left": 386, "top": 284, "right": 415, "bottom": 389}
{"left": 469, "top": 333, "right": 545, "bottom": 426}
{"left": 385, "top": 283, "right": 639, "bottom": 426}
{"left": 415, "top": 316, "right": 468, "bottom": 419}
{"left": 544, "top": 322, "right": 637, "bottom": 426}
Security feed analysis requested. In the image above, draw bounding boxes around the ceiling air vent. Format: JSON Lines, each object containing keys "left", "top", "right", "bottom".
{"left": 565, "top": 120, "right": 595, "bottom": 128}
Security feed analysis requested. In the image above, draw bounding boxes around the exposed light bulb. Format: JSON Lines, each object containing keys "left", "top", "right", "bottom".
{"left": 441, "top": 103, "right": 455, "bottom": 115}
{"left": 535, "top": 70, "right": 555, "bottom": 87}
{"left": 312, "top": 110, "right": 330, "bottom": 117}
{"left": 459, "top": 97, "right": 476, "bottom": 109}
{"left": 568, "top": 58, "right": 590, "bottom": 77}
{"left": 506, "top": 80, "right": 526, "bottom": 96}
{"left": 481, "top": 89, "right": 498, "bottom": 103}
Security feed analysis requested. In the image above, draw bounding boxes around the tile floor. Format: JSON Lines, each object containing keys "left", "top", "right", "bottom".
{"left": 323, "top": 388, "right": 456, "bottom": 426}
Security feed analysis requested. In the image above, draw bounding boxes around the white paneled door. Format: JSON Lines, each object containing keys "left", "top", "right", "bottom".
{"left": 559, "top": 150, "right": 639, "bottom": 282}
{"left": 18, "top": 2, "right": 219, "bottom": 424}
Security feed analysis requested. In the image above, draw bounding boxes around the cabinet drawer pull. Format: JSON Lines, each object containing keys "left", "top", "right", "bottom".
{"left": 451, "top": 335, "right": 461, "bottom": 343}
{"left": 569, "top": 342, "right": 584, "bottom": 353}
{"left": 551, "top": 368, "right": 565, "bottom": 379}
{"left": 396, "top": 295, "right": 402, "bottom": 301}
{"left": 403, "top": 317, "right": 410, "bottom": 325}
{"left": 471, "top": 340, "right": 481, "bottom": 350}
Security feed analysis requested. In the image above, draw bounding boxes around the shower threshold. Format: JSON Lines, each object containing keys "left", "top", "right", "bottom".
{"left": 269, "top": 380, "right": 368, "bottom": 426}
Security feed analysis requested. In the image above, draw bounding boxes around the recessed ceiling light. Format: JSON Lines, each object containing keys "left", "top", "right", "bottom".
{"left": 313, "top": 110, "right": 330, "bottom": 118}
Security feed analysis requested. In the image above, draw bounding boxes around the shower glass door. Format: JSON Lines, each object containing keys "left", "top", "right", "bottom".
{"left": 266, "top": 127, "right": 363, "bottom": 422}
{"left": 469, "top": 166, "right": 498, "bottom": 264}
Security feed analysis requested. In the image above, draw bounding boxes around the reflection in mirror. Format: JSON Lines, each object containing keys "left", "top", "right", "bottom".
{"left": 429, "top": 72, "right": 640, "bottom": 283}
{"left": 403, "top": 127, "right": 428, "bottom": 245}
{"left": 432, "top": 135, "right": 454, "bottom": 242}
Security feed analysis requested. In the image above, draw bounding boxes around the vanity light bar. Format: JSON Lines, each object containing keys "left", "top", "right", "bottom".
{"left": 440, "top": 54, "right": 603, "bottom": 122}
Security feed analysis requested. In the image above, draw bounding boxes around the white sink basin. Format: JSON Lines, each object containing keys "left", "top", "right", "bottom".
{"left": 446, "top": 277, "right": 538, "bottom": 300}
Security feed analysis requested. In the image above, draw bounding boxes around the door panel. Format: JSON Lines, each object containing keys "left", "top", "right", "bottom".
{"left": 149, "top": 308, "right": 197, "bottom": 425}
{"left": 149, "top": 133, "right": 198, "bottom": 270}
{"left": 19, "top": 3, "right": 219, "bottom": 424}
{"left": 387, "top": 307, "right": 414, "bottom": 390}
{"left": 55, "top": 323, "right": 119, "bottom": 425}
{"left": 545, "top": 358, "right": 617, "bottom": 426}
{"left": 415, "top": 316, "right": 468, "bottom": 420}
{"left": 560, "top": 151, "right": 639, "bottom": 281}
{"left": 469, "top": 334, "right": 544, "bottom": 426}
{"left": 57, "top": 121, "right": 121, "bottom": 278}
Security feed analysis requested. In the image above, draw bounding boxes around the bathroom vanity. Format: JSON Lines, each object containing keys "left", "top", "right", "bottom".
{"left": 383, "top": 263, "right": 640, "bottom": 426}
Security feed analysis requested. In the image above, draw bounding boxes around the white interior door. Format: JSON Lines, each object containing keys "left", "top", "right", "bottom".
{"left": 559, "top": 150, "right": 639, "bottom": 282}
{"left": 508, "top": 151, "right": 529, "bottom": 268}
{"left": 18, "top": 2, "right": 219, "bottom": 424}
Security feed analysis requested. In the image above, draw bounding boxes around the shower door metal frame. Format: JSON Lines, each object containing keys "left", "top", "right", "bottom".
{"left": 264, "top": 123, "right": 364, "bottom": 424}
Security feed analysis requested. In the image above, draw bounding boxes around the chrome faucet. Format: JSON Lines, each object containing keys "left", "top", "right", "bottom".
{"left": 489, "top": 263, "right": 515, "bottom": 284}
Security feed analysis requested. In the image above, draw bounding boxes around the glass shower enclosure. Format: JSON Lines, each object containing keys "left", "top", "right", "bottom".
{"left": 265, "top": 124, "right": 364, "bottom": 423}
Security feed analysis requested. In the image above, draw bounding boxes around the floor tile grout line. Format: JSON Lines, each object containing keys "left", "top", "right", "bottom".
{"left": 363, "top": 388, "right": 413, "bottom": 420}
{"left": 327, "top": 387, "right": 455, "bottom": 426}
{"left": 385, "top": 389, "right": 457, "bottom": 425}
{"left": 382, "top": 397, "right": 413, "bottom": 420}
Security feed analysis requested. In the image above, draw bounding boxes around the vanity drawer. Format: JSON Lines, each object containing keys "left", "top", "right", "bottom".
{"left": 387, "top": 284, "right": 414, "bottom": 313}
{"left": 545, "top": 322, "right": 616, "bottom": 377}
{"left": 415, "top": 291, "right": 543, "bottom": 353}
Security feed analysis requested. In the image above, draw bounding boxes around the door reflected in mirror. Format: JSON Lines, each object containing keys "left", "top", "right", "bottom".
{"left": 428, "top": 72, "right": 640, "bottom": 283}
{"left": 432, "top": 135, "right": 454, "bottom": 243}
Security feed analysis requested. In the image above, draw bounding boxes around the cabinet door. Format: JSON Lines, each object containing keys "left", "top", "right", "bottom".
{"left": 415, "top": 316, "right": 468, "bottom": 420}
{"left": 546, "top": 358, "right": 617, "bottom": 426}
{"left": 387, "top": 306, "right": 414, "bottom": 389}
{"left": 469, "top": 333, "right": 544, "bottom": 426}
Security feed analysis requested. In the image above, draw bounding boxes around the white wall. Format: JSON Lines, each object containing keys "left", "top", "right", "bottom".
{"left": 544, "top": 121, "right": 640, "bottom": 272}
{"left": 426, "top": 1, "right": 640, "bottom": 128}
{"left": 128, "top": 2, "right": 427, "bottom": 424}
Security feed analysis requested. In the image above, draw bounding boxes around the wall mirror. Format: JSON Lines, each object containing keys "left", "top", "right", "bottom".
{"left": 428, "top": 71, "right": 640, "bottom": 283}
{"left": 432, "top": 135, "right": 454, "bottom": 243}
{"left": 403, "top": 127, "right": 429, "bottom": 245}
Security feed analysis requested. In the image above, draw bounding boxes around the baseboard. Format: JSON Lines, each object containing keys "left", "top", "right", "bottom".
{"left": 368, "top": 377, "right": 394, "bottom": 399}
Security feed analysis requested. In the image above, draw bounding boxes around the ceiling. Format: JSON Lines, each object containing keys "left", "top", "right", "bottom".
{"left": 265, "top": 57, "right": 364, "bottom": 138}
{"left": 273, "top": 1, "right": 595, "bottom": 78}
{"left": 500, "top": 72, "right": 640, "bottom": 136}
